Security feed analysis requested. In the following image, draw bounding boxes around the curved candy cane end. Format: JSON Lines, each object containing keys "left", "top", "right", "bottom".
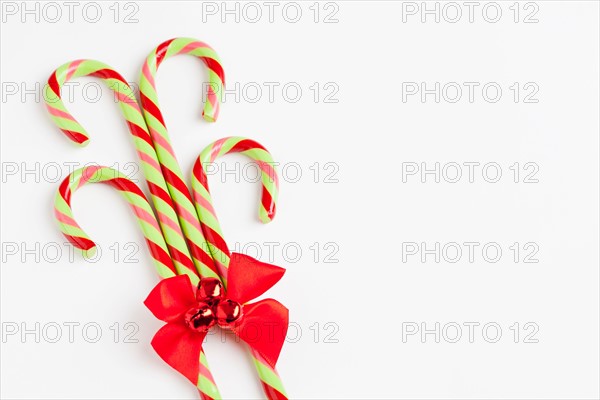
{"left": 259, "top": 215, "right": 274, "bottom": 224}
{"left": 201, "top": 104, "right": 219, "bottom": 123}
{"left": 58, "top": 227, "right": 98, "bottom": 259}
{"left": 202, "top": 112, "right": 216, "bottom": 123}
{"left": 53, "top": 125, "right": 90, "bottom": 147}
{"left": 59, "top": 129, "right": 90, "bottom": 146}
{"left": 259, "top": 207, "right": 276, "bottom": 224}
{"left": 73, "top": 137, "right": 90, "bottom": 147}
{"left": 80, "top": 246, "right": 98, "bottom": 260}
{"left": 202, "top": 91, "right": 220, "bottom": 123}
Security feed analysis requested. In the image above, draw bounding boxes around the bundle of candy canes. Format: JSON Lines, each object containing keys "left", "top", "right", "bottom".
{"left": 45, "top": 38, "right": 289, "bottom": 399}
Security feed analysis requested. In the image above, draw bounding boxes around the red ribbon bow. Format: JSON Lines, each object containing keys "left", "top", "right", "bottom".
{"left": 144, "top": 253, "right": 288, "bottom": 384}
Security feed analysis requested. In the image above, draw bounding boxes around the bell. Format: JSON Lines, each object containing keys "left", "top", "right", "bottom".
{"left": 184, "top": 303, "right": 216, "bottom": 332}
{"left": 197, "top": 278, "right": 224, "bottom": 304}
{"left": 215, "top": 299, "right": 243, "bottom": 328}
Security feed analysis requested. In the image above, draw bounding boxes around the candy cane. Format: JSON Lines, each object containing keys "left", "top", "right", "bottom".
{"left": 138, "top": 38, "right": 232, "bottom": 398}
{"left": 139, "top": 38, "right": 226, "bottom": 280}
{"left": 44, "top": 60, "right": 222, "bottom": 399}
{"left": 192, "top": 137, "right": 278, "bottom": 282}
{"left": 55, "top": 166, "right": 173, "bottom": 277}
{"left": 191, "top": 137, "right": 287, "bottom": 400}
{"left": 139, "top": 40, "right": 285, "bottom": 398}
{"left": 54, "top": 166, "right": 221, "bottom": 399}
{"left": 43, "top": 59, "right": 211, "bottom": 283}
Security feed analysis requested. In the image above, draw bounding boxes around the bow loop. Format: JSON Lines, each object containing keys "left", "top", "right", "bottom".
{"left": 144, "top": 274, "right": 197, "bottom": 322}
{"left": 233, "top": 299, "right": 289, "bottom": 368}
{"left": 227, "top": 253, "right": 286, "bottom": 304}
{"left": 144, "top": 257, "right": 287, "bottom": 386}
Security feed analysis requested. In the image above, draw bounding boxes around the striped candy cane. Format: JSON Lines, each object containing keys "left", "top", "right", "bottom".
{"left": 192, "top": 137, "right": 278, "bottom": 283}
{"left": 55, "top": 166, "right": 175, "bottom": 278}
{"left": 191, "top": 137, "right": 287, "bottom": 400}
{"left": 43, "top": 59, "right": 213, "bottom": 282}
{"left": 138, "top": 38, "right": 228, "bottom": 398}
{"left": 139, "top": 38, "right": 226, "bottom": 281}
{"left": 44, "top": 61, "right": 221, "bottom": 399}
{"left": 54, "top": 166, "right": 222, "bottom": 400}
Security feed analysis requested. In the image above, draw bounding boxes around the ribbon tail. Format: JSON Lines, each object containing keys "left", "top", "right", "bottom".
{"left": 233, "top": 299, "right": 289, "bottom": 368}
{"left": 151, "top": 322, "right": 206, "bottom": 385}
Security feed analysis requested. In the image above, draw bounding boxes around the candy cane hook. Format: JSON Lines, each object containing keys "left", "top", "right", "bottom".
{"left": 55, "top": 166, "right": 174, "bottom": 277}
{"left": 192, "top": 137, "right": 279, "bottom": 281}
{"left": 139, "top": 38, "right": 226, "bottom": 281}
{"left": 45, "top": 59, "right": 222, "bottom": 399}
{"left": 44, "top": 60, "right": 204, "bottom": 282}
{"left": 54, "top": 166, "right": 222, "bottom": 399}
{"left": 139, "top": 39, "right": 236, "bottom": 399}
{"left": 191, "top": 137, "right": 287, "bottom": 400}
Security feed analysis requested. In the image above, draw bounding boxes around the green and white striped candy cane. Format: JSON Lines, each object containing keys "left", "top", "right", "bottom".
{"left": 45, "top": 60, "right": 222, "bottom": 400}
{"left": 54, "top": 165, "right": 221, "bottom": 399}
{"left": 139, "top": 38, "right": 225, "bottom": 280}
{"left": 44, "top": 59, "right": 203, "bottom": 283}
{"left": 55, "top": 166, "right": 175, "bottom": 277}
{"left": 192, "top": 137, "right": 287, "bottom": 400}
{"left": 191, "top": 137, "right": 279, "bottom": 283}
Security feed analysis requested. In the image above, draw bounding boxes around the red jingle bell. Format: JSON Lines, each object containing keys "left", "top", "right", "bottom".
{"left": 184, "top": 302, "right": 216, "bottom": 332}
{"left": 215, "top": 299, "right": 243, "bottom": 328}
{"left": 196, "top": 278, "right": 224, "bottom": 304}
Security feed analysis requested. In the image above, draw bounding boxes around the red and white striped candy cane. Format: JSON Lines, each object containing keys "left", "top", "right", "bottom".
{"left": 53, "top": 165, "right": 221, "bottom": 399}
{"left": 192, "top": 137, "right": 279, "bottom": 282}
{"left": 45, "top": 60, "right": 221, "bottom": 399}
{"left": 191, "top": 137, "right": 287, "bottom": 400}
{"left": 54, "top": 166, "right": 175, "bottom": 277}
{"left": 44, "top": 59, "right": 207, "bottom": 283}
{"left": 139, "top": 38, "right": 226, "bottom": 280}
{"left": 138, "top": 38, "right": 228, "bottom": 399}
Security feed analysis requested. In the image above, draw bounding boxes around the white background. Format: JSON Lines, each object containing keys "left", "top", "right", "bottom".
{"left": 1, "top": 1, "right": 599, "bottom": 399}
